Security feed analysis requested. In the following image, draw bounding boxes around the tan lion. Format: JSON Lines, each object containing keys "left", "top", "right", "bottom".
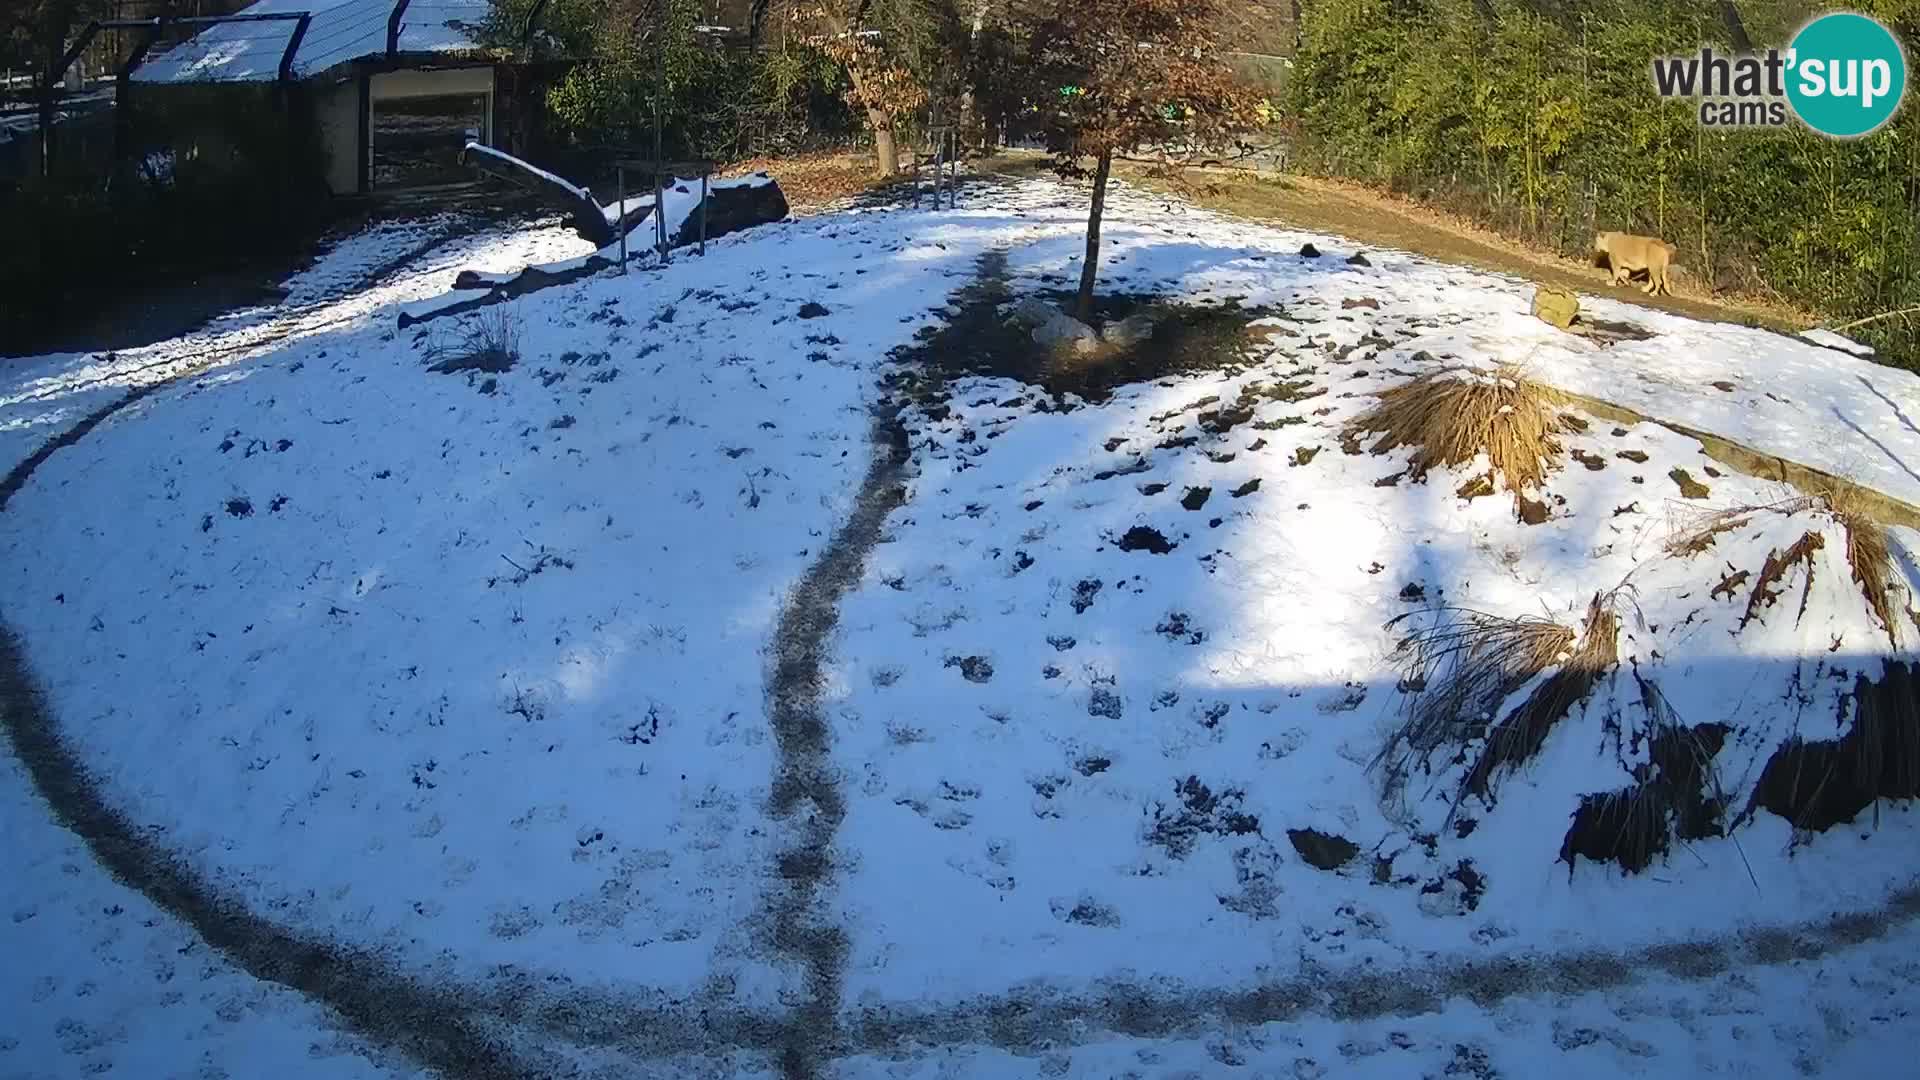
{"left": 1593, "top": 231, "right": 1679, "bottom": 297}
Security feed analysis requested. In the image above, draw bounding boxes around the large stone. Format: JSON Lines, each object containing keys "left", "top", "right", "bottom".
{"left": 1007, "top": 297, "right": 1060, "bottom": 326}
{"left": 1102, "top": 312, "right": 1158, "bottom": 347}
{"left": 666, "top": 175, "right": 790, "bottom": 248}
{"left": 1531, "top": 286, "right": 1580, "bottom": 330}
{"left": 1033, "top": 311, "right": 1099, "bottom": 354}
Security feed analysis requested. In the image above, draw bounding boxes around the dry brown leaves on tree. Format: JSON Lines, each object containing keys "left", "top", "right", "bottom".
{"left": 1018, "top": 0, "right": 1264, "bottom": 169}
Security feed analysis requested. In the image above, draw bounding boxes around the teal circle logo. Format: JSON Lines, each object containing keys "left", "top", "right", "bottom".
{"left": 1786, "top": 13, "right": 1908, "bottom": 138}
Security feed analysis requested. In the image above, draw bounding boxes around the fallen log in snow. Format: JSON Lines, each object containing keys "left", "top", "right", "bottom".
{"left": 459, "top": 142, "right": 614, "bottom": 247}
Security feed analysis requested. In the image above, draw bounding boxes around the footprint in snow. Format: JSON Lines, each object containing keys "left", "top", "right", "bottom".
{"left": 1049, "top": 894, "right": 1122, "bottom": 927}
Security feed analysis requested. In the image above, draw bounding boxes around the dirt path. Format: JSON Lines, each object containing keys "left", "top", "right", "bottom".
{"left": 0, "top": 225, "right": 576, "bottom": 1079}
{"left": 1106, "top": 163, "right": 1815, "bottom": 337}
{"left": 761, "top": 398, "right": 912, "bottom": 1079}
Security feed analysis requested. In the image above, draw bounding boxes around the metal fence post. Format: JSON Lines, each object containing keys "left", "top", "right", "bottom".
{"left": 617, "top": 165, "right": 626, "bottom": 273}
{"left": 699, "top": 170, "right": 708, "bottom": 255}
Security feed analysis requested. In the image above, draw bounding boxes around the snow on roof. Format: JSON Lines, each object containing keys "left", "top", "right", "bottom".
{"left": 132, "top": 0, "right": 490, "bottom": 84}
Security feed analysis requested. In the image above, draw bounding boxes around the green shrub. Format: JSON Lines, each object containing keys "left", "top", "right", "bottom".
{"left": 1288, "top": 0, "right": 1919, "bottom": 366}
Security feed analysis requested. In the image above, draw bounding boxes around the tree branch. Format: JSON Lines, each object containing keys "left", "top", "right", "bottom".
{"left": 1826, "top": 307, "right": 1920, "bottom": 334}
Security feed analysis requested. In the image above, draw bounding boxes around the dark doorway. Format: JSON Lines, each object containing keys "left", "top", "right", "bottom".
{"left": 371, "top": 93, "right": 487, "bottom": 189}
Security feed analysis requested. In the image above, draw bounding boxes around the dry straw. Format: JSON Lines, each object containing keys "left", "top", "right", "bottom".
{"left": 1348, "top": 366, "right": 1574, "bottom": 496}
{"left": 1666, "top": 490, "right": 1904, "bottom": 646}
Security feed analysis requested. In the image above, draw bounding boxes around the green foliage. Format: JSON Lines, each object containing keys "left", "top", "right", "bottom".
{"left": 480, "top": 0, "right": 599, "bottom": 58}
{"left": 1288, "top": 0, "right": 1920, "bottom": 365}
{"left": 545, "top": 39, "right": 850, "bottom": 160}
{"left": 478, "top": 0, "right": 855, "bottom": 159}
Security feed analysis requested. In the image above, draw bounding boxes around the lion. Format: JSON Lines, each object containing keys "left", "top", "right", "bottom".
{"left": 1593, "top": 231, "right": 1679, "bottom": 297}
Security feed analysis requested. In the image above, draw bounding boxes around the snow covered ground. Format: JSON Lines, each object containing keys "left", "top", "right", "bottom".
{"left": 0, "top": 210, "right": 593, "bottom": 471}
{"left": 1, "top": 175, "right": 1916, "bottom": 1078}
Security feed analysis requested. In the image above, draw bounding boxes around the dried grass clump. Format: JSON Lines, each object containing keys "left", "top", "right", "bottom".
{"left": 1663, "top": 494, "right": 1818, "bottom": 557}
{"left": 1560, "top": 673, "right": 1746, "bottom": 877}
{"left": 1560, "top": 784, "right": 1669, "bottom": 874}
{"left": 1665, "top": 489, "right": 1904, "bottom": 645}
{"left": 1347, "top": 367, "right": 1573, "bottom": 501}
{"left": 1375, "top": 607, "right": 1575, "bottom": 809}
{"left": 425, "top": 304, "right": 521, "bottom": 374}
{"left": 1463, "top": 592, "right": 1622, "bottom": 803}
{"left": 1740, "top": 530, "right": 1825, "bottom": 631}
{"left": 1830, "top": 493, "right": 1900, "bottom": 646}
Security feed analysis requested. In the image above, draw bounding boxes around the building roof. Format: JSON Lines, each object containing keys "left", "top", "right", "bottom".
{"left": 132, "top": 0, "right": 491, "bottom": 84}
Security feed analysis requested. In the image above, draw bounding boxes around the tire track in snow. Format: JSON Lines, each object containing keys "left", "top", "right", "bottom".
{"left": 760, "top": 396, "right": 912, "bottom": 1080}
{"left": 845, "top": 883, "right": 1920, "bottom": 1051}
{"left": 0, "top": 223, "right": 567, "bottom": 1080}
{"left": 0, "top": 415, "right": 542, "bottom": 1079}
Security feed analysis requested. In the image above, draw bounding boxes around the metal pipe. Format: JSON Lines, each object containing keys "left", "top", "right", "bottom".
{"left": 279, "top": 13, "right": 311, "bottom": 81}
{"left": 385, "top": 0, "right": 413, "bottom": 58}
{"left": 55, "top": 11, "right": 312, "bottom": 87}
{"left": 53, "top": 23, "right": 103, "bottom": 89}
{"left": 518, "top": 0, "right": 552, "bottom": 55}
{"left": 652, "top": 2, "right": 666, "bottom": 264}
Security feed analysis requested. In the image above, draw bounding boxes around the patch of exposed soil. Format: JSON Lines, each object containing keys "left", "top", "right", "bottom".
{"left": 1560, "top": 679, "right": 1734, "bottom": 875}
{"left": 1749, "top": 662, "right": 1920, "bottom": 831}
{"left": 1287, "top": 828, "right": 1360, "bottom": 870}
{"left": 1071, "top": 578, "right": 1103, "bottom": 614}
{"left": 892, "top": 249, "right": 1286, "bottom": 404}
{"left": 1669, "top": 468, "right": 1711, "bottom": 499}
{"left": 945, "top": 655, "right": 995, "bottom": 683}
{"left": 1147, "top": 777, "right": 1262, "bottom": 859}
{"left": 1115, "top": 526, "right": 1176, "bottom": 554}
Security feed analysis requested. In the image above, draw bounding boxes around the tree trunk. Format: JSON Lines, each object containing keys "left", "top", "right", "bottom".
{"left": 958, "top": 1, "right": 987, "bottom": 150}
{"left": 1075, "top": 149, "right": 1112, "bottom": 323}
{"left": 847, "top": 64, "right": 898, "bottom": 177}
{"left": 871, "top": 119, "right": 898, "bottom": 177}
{"left": 1715, "top": 0, "right": 1753, "bottom": 53}
{"left": 38, "top": 42, "right": 58, "bottom": 179}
